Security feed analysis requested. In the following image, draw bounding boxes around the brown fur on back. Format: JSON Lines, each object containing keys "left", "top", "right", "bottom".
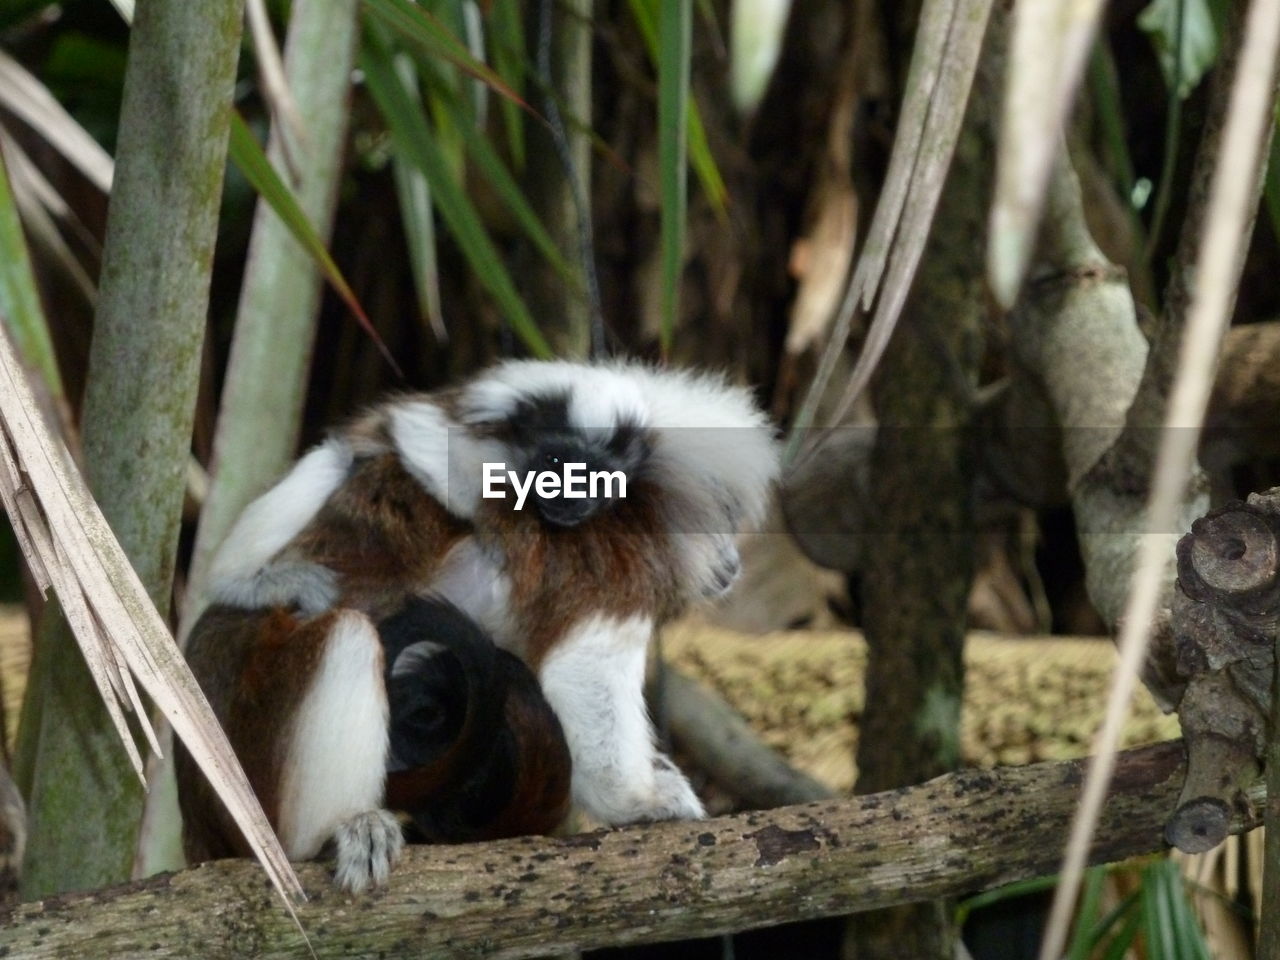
{"left": 286, "top": 453, "right": 470, "bottom": 619}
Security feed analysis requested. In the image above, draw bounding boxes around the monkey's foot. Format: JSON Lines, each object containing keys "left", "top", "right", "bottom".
{"left": 575, "top": 755, "right": 706, "bottom": 825}
{"left": 331, "top": 809, "right": 404, "bottom": 894}
{"left": 647, "top": 755, "right": 707, "bottom": 820}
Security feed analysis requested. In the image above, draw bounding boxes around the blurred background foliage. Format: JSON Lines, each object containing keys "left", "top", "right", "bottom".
{"left": 2, "top": 0, "right": 1280, "bottom": 957}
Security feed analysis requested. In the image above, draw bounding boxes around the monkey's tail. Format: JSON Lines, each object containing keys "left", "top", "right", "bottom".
{"left": 377, "top": 597, "right": 571, "bottom": 843}
{"left": 377, "top": 596, "right": 506, "bottom": 775}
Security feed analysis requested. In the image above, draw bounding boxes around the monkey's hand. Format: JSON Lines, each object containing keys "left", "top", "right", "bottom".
{"left": 331, "top": 809, "right": 404, "bottom": 894}
{"left": 212, "top": 560, "right": 339, "bottom": 615}
{"left": 683, "top": 534, "right": 741, "bottom": 600}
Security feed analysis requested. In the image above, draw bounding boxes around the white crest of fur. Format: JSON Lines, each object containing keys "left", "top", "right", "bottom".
{"left": 461, "top": 359, "right": 778, "bottom": 530}
{"left": 463, "top": 359, "right": 779, "bottom": 603}
{"left": 539, "top": 613, "right": 704, "bottom": 824}
{"left": 277, "top": 611, "right": 391, "bottom": 860}
{"left": 459, "top": 360, "right": 650, "bottom": 431}
{"left": 624, "top": 363, "right": 779, "bottom": 530}
{"left": 208, "top": 439, "right": 352, "bottom": 606}
{"left": 388, "top": 399, "right": 505, "bottom": 519}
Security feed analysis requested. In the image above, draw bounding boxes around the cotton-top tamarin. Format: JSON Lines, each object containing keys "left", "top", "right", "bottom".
{"left": 177, "top": 359, "right": 779, "bottom": 891}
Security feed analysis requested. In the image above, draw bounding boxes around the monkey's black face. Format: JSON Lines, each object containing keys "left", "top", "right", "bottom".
{"left": 505, "top": 393, "right": 650, "bottom": 528}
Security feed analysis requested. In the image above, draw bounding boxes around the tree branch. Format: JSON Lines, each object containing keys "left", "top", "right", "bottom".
{"left": 0, "top": 741, "right": 1260, "bottom": 958}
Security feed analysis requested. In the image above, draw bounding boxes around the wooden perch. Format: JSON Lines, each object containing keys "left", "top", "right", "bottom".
{"left": 0, "top": 740, "right": 1261, "bottom": 959}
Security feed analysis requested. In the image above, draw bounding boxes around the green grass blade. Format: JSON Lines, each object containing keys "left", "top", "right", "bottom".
{"left": 1162, "top": 859, "right": 1212, "bottom": 960}
{"left": 686, "top": 96, "right": 728, "bottom": 216}
{"left": 1100, "top": 907, "right": 1143, "bottom": 960}
{"left": 227, "top": 112, "right": 399, "bottom": 374}
{"left": 391, "top": 56, "right": 446, "bottom": 339}
{"left": 628, "top": 0, "right": 728, "bottom": 215}
{"left": 364, "top": 0, "right": 527, "bottom": 108}
{"left": 391, "top": 152, "right": 445, "bottom": 336}
{"left": 1084, "top": 889, "right": 1140, "bottom": 952}
{"left": 361, "top": 38, "right": 552, "bottom": 358}
{"left": 0, "top": 151, "right": 65, "bottom": 399}
{"left": 1065, "top": 866, "right": 1107, "bottom": 960}
{"left": 487, "top": 0, "right": 528, "bottom": 170}
{"left": 954, "top": 873, "right": 1062, "bottom": 928}
{"left": 433, "top": 84, "right": 580, "bottom": 286}
{"left": 657, "top": 0, "right": 691, "bottom": 354}
{"left": 1089, "top": 39, "right": 1137, "bottom": 203}
{"left": 1142, "top": 858, "right": 1178, "bottom": 960}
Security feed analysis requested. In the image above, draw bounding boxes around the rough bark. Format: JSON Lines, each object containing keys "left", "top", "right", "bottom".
{"left": 1164, "top": 489, "right": 1280, "bottom": 853}
{"left": 0, "top": 741, "right": 1250, "bottom": 959}
{"left": 1264, "top": 610, "right": 1280, "bottom": 957}
{"left": 845, "top": 5, "right": 995, "bottom": 955}
{"left": 16, "top": 0, "right": 245, "bottom": 899}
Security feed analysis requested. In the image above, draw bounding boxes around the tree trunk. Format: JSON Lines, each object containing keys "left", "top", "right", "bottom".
{"left": 844, "top": 7, "right": 997, "bottom": 958}
{"left": 15, "top": 0, "right": 245, "bottom": 898}
{"left": 130, "top": 0, "right": 363, "bottom": 882}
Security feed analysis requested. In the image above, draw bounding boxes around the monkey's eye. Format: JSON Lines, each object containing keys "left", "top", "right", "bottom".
{"left": 544, "top": 453, "right": 562, "bottom": 467}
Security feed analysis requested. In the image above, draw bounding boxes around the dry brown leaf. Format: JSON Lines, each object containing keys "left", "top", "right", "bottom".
{"left": 0, "top": 326, "right": 303, "bottom": 905}
{"left": 787, "top": 0, "right": 995, "bottom": 458}
{"left": 0, "top": 51, "right": 113, "bottom": 194}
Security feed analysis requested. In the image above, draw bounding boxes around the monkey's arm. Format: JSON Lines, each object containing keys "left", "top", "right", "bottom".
{"left": 277, "top": 610, "right": 402, "bottom": 892}
{"left": 538, "top": 614, "right": 704, "bottom": 825}
{"left": 206, "top": 440, "right": 352, "bottom": 613}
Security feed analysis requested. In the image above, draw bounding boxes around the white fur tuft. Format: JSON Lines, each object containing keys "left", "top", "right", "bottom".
{"left": 277, "top": 612, "right": 392, "bottom": 861}
{"left": 539, "top": 614, "right": 704, "bottom": 824}
{"left": 429, "top": 538, "right": 517, "bottom": 651}
{"left": 624, "top": 363, "right": 779, "bottom": 530}
{"left": 208, "top": 439, "right": 352, "bottom": 607}
{"left": 388, "top": 399, "right": 505, "bottom": 519}
{"left": 459, "top": 360, "right": 650, "bottom": 431}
